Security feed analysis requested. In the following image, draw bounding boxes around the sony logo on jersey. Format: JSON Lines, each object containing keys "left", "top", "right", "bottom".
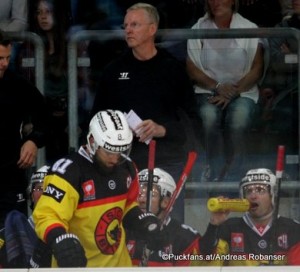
{"left": 44, "top": 184, "right": 65, "bottom": 203}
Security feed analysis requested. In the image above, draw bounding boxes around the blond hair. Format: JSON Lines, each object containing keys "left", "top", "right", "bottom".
{"left": 127, "top": 2, "right": 160, "bottom": 26}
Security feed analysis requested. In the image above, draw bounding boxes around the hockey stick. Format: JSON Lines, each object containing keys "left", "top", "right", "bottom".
{"left": 160, "top": 151, "right": 198, "bottom": 228}
{"left": 146, "top": 140, "right": 156, "bottom": 212}
{"left": 273, "top": 145, "right": 285, "bottom": 218}
{"left": 269, "top": 145, "right": 285, "bottom": 263}
{"left": 140, "top": 139, "right": 156, "bottom": 267}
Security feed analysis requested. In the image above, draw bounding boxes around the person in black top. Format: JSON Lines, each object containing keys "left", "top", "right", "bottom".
{"left": 0, "top": 30, "right": 48, "bottom": 229}
{"left": 91, "top": 3, "right": 197, "bottom": 222}
{"left": 126, "top": 168, "right": 202, "bottom": 266}
{"left": 200, "top": 168, "right": 300, "bottom": 266}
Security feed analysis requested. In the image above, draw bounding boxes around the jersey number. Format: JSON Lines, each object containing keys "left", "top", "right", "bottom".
{"left": 52, "top": 158, "right": 73, "bottom": 174}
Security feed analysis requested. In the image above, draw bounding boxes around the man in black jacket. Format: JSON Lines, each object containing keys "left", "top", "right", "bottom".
{"left": 0, "top": 30, "right": 48, "bottom": 228}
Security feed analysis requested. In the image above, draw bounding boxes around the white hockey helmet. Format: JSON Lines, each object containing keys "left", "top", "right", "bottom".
{"left": 28, "top": 165, "right": 50, "bottom": 194}
{"left": 138, "top": 168, "right": 176, "bottom": 197}
{"left": 239, "top": 168, "right": 276, "bottom": 205}
{"left": 87, "top": 110, "right": 133, "bottom": 157}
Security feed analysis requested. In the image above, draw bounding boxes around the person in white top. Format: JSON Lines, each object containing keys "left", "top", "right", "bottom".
{"left": 186, "top": 0, "right": 264, "bottom": 183}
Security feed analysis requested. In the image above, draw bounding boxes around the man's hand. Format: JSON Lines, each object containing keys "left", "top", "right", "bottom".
{"left": 135, "top": 120, "right": 166, "bottom": 143}
{"left": 17, "top": 140, "right": 38, "bottom": 169}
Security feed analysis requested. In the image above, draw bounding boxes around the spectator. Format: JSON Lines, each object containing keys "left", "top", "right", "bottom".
{"left": 186, "top": 0, "right": 264, "bottom": 182}
{"left": 0, "top": 0, "right": 28, "bottom": 71}
{"left": 0, "top": 0, "right": 28, "bottom": 31}
{"left": 0, "top": 166, "right": 50, "bottom": 268}
{"left": 27, "top": 0, "right": 71, "bottom": 163}
{"left": 259, "top": 0, "right": 300, "bottom": 155}
{"left": 126, "top": 168, "right": 201, "bottom": 266}
{"left": 0, "top": 30, "right": 48, "bottom": 229}
{"left": 200, "top": 168, "right": 300, "bottom": 265}
{"left": 33, "top": 110, "right": 160, "bottom": 267}
{"left": 91, "top": 3, "right": 198, "bottom": 222}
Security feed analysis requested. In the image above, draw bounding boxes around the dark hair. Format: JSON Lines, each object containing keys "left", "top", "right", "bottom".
{"left": 31, "top": 0, "right": 71, "bottom": 73}
{"left": 0, "top": 30, "right": 11, "bottom": 46}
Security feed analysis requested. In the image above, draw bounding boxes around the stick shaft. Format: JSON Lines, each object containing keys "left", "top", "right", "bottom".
{"left": 146, "top": 140, "right": 156, "bottom": 212}
{"left": 269, "top": 145, "right": 285, "bottom": 260}
{"left": 273, "top": 145, "right": 285, "bottom": 218}
{"left": 161, "top": 151, "right": 197, "bottom": 226}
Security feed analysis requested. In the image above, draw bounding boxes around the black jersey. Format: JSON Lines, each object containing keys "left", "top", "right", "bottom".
{"left": 126, "top": 217, "right": 201, "bottom": 266}
{"left": 212, "top": 213, "right": 300, "bottom": 265}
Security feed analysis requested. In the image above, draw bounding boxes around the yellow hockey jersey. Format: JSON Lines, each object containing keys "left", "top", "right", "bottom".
{"left": 33, "top": 146, "right": 140, "bottom": 267}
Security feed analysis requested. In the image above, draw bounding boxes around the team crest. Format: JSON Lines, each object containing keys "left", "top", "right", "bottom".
{"left": 82, "top": 180, "right": 96, "bottom": 201}
{"left": 95, "top": 207, "right": 123, "bottom": 254}
{"left": 231, "top": 233, "right": 244, "bottom": 252}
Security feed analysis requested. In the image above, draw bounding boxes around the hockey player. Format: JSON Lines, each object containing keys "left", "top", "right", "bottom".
{"left": 0, "top": 165, "right": 50, "bottom": 268}
{"left": 28, "top": 165, "right": 50, "bottom": 212}
{"left": 202, "top": 168, "right": 300, "bottom": 265}
{"left": 126, "top": 167, "right": 202, "bottom": 266}
{"left": 33, "top": 110, "right": 160, "bottom": 267}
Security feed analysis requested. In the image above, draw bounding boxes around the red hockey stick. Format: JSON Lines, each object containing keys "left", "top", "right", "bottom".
{"left": 273, "top": 145, "right": 285, "bottom": 220}
{"left": 140, "top": 140, "right": 156, "bottom": 267}
{"left": 146, "top": 140, "right": 156, "bottom": 212}
{"left": 269, "top": 145, "right": 285, "bottom": 262}
{"left": 161, "top": 151, "right": 198, "bottom": 228}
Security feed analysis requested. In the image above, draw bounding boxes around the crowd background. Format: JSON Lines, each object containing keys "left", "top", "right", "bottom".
{"left": 1, "top": 0, "right": 299, "bottom": 225}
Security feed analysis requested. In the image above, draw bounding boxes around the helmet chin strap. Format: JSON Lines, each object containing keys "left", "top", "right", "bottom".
{"left": 250, "top": 209, "right": 274, "bottom": 223}
{"left": 156, "top": 196, "right": 168, "bottom": 222}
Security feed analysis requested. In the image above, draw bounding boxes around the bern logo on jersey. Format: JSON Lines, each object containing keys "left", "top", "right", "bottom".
{"left": 231, "top": 233, "right": 244, "bottom": 252}
{"left": 82, "top": 180, "right": 96, "bottom": 201}
{"left": 95, "top": 207, "right": 123, "bottom": 254}
{"left": 44, "top": 184, "right": 65, "bottom": 203}
{"left": 118, "top": 72, "right": 130, "bottom": 80}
